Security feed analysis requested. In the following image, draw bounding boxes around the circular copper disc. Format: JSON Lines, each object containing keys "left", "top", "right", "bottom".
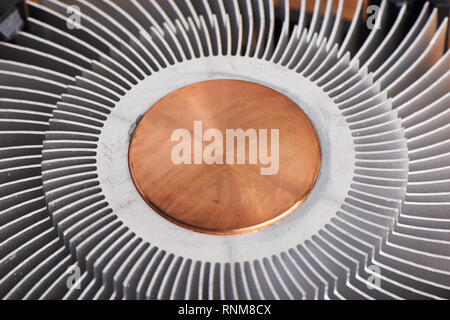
{"left": 128, "top": 80, "right": 321, "bottom": 235}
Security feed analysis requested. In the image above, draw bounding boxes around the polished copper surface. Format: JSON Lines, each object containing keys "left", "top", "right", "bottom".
{"left": 129, "top": 80, "right": 321, "bottom": 235}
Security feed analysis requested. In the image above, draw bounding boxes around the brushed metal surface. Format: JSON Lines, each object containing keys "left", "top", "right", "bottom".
{"left": 128, "top": 79, "right": 321, "bottom": 234}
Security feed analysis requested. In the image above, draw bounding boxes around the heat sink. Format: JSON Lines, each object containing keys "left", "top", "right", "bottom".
{"left": 0, "top": 0, "right": 449, "bottom": 300}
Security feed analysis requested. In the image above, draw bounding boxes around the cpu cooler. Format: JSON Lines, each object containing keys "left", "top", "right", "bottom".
{"left": 0, "top": 0, "right": 449, "bottom": 300}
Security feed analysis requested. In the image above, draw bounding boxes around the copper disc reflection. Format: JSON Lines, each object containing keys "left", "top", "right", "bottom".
{"left": 128, "top": 80, "right": 321, "bottom": 235}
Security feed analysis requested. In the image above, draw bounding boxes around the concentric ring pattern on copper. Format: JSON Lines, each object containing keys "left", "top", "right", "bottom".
{"left": 1, "top": 0, "right": 449, "bottom": 300}
{"left": 128, "top": 80, "right": 321, "bottom": 235}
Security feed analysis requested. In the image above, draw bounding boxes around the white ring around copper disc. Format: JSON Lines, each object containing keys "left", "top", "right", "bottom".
{"left": 96, "top": 56, "right": 355, "bottom": 263}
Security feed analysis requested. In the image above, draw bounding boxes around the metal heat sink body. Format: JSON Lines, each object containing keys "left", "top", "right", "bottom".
{"left": 0, "top": 0, "right": 448, "bottom": 300}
